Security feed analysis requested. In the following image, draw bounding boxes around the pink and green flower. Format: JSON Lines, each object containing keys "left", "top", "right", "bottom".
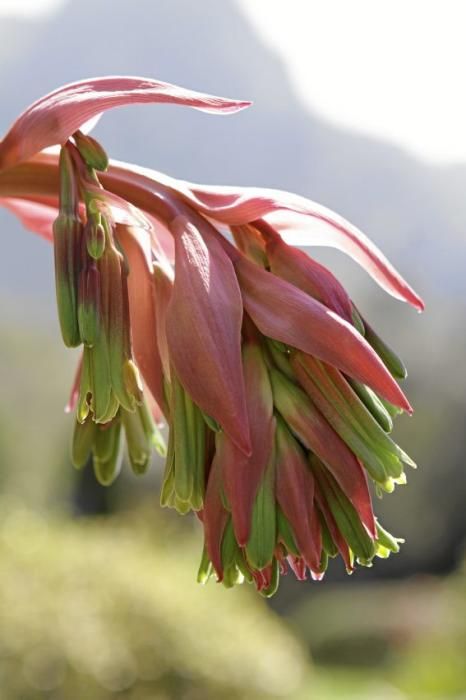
{"left": 0, "top": 76, "right": 423, "bottom": 595}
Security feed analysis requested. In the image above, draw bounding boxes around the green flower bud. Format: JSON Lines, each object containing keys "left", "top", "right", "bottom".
{"left": 221, "top": 519, "right": 244, "bottom": 589}
{"left": 363, "top": 320, "right": 407, "bottom": 380}
{"left": 347, "top": 380, "right": 393, "bottom": 433}
{"left": 170, "top": 372, "right": 206, "bottom": 511}
{"left": 311, "top": 457, "right": 376, "bottom": 564}
{"left": 197, "top": 546, "right": 213, "bottom": 584}
{"left": 71, "top": 415, "right": 96, "bottom": 468}
{"left": 92, "top": 420, "right": 122, "bottom": 486}
{"left": 277, "top": 508, "right": 299, "bottom": 557}
{"left": 259, "top": 558, "right": 280, "bottom": 598}
{"left": 375, "top": 520, "right": 404, "bottom": 555}
{"left": 86, "top": 221, "right": 106, "bottom": 260}
{"left": 77, "top": 264, "right": 101, "bottom": 347}
{"left": 74, "top": 130, "right": 109, "bottom": 172}
{"left": 245, "top": 457, "right": 276, "bottom": 571}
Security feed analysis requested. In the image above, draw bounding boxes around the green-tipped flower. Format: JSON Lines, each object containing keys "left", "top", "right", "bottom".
{"left": 73, "top": 129, "right": 109, "bottom": 172}
{"left": 0, "top": 75, "right": 424, "bottom": 597}
{"left": 53, "top": 145, "right": 82, "bottom": 348}
{"left": 72, "top": 396, "right": 166, "bottom": 484}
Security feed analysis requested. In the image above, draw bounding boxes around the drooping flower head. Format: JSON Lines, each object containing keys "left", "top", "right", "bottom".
{"left": 0, "top": 76, "right": 424, "bottom": 596}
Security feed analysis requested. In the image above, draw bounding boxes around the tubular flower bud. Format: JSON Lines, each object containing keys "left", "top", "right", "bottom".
{"left": 71, "top": 395, "right": 165, "bottom": 483}
{"left": 73, "top": 129, "right": 109, "bottom": 172}
{"left": 0, "top": 75, "right": 424, "bottom": 597}
{"left": 85, "top": 219, "right": 106, "bottom": 260}
{"left": 53, "top": 146, "right": 82, "bottom": 347}
{"left": 77, "top": 263, "right": 101, "bottom": 346}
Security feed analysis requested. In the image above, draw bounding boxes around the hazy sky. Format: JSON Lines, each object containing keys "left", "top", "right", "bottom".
{"left": 239, "top": 0, "right": 466, "bottom": 164}
{"left": 1, "top": 0, "right": 465, "bottom": 164}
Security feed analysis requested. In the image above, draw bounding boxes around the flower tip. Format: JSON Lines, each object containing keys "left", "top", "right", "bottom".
{"left": 221, "top": 100, "right": 253, "bottom": 113}
{"left": 231, "top": 430, "right": 253, "bottom": 458}
{"left": 406, "top": 288, "right": 425, "bottom": 312}
{"left": 405, "top": 401, "right": 414, "bottom": 416}
{"left": 392, "top": 389, "right": 413, "bottom": 416}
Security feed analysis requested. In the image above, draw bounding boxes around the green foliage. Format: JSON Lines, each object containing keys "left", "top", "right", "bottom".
{"left": 291, "top": 569, "right": 466, "bottom": 698}
{"left": 0, "top": 502, "right": 307, "bottom": 699}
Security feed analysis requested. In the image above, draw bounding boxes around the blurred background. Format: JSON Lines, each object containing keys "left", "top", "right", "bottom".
{"left": 1, "top": 1, "right": 466, "bottom": 697}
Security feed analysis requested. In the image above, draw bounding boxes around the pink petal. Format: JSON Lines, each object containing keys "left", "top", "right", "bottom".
{"left": 256, "top": 218, "right": 353, "bottom": 321}
{"left": 234, "top": 254, "right": 412, "bottom": 412}
{"left": 0, "top": 76, "right": 251, "bottom": 170}
{"left": 152, "top": 259, "right": 174, "bottom": 380}
{"left": 272, "top": 370, "right": 375, "bottom": 537}
{"left": 0, "top": 150, "right": 424, "bottom": 313}
{"left": 165, "top": 215, "right": 250, "bottom": 454}
{"left": 0, "top": 152, "right": 422, "bottom": 316}
{"left": 222, "top": 343, "right": 275, "bottom": 546}
{"left": 0, "top": 197, "right": 56, "bottom": 241}
{"left": 165, "top": 181, "right": 424, "bottom": 311}
{"left": 116, "top": 224, "right": 166, "bottom": 415}
{"left": 202, "top": 437, "right": 230, "bottom": 580}
{"left": 315, "top": 486, "right": 353, "bottom": 572}
{"left": 275, "top": 422, "right": 321, "bottom": 570}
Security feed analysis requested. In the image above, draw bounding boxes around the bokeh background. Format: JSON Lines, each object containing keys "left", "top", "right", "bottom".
{"left": 1, "top": 1, "right": 466, "bottom": 698}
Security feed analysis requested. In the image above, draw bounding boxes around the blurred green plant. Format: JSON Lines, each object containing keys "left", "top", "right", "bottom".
{"left": 0, "top": 500, "right": 307, "bottom": 699}
{"left": 290, "top": 567, "right": 466, "bottom": 698}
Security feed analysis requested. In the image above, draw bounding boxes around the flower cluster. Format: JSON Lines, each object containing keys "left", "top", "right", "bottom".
{"left": 0, "top": 77, "right": 423, "bottom": 595}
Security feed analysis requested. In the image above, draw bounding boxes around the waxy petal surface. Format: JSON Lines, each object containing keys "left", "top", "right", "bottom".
{"left": 166, "top": 216, "right": 250, "bottom": 454}
{"left": 257, "top": 219, "right": 353, "bottom": 321}
{"left": 222, "top": 344, "right": 275, "bottom": 545}
{"left": 275, "top": 421, "right": 320, "bottom": 570}
{"left": 0, "top": 152, "right": 424, "bottom": 316}
{"left": 235, "top": 255, "right": 411, "bottom": 412}
{"left": 0, "top": 76, "right": 251, "bottom": 170}
{"left": 166, "top": 181, "right": 424, "bottom": 311}
{"left": 271, "top": 370, "right": 376, "bottom": 537}
{"left": 116, "top": 225, "right": 166, "bottom": 414}
{"left": 202, "top": 443, "right": 229, "bottom": 580}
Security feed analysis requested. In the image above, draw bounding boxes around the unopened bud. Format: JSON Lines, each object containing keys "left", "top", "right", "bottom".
{"left": 363, "top": 319, "right": 407, "bottom": 380}
{"left": 277, "top": 508, "right": 299, "bottom": 556}
{"left": 71, "top": 415, "right": 96, "bottom": 468}
{"left": 123, "top": 360, "right": 144, "bottom": 404}
{"left": 311, "top": 457, "right": 376, "bottom": 563}
{"left": 121, "top": 398, "right": 166, "bottom": 475}
{"left": 351, "top": 306, "right": 366, "bottom": 335}
{"left": 86, "top": 221, "right": 106, "bottom": 260}
{"left": 201, "top": 412, "right": 220, "bottom": 432}
{"left": 101, "top": 246, "right": 137, "bottom": 413}
{"left": 88, "top": 334, "right": 114, "bottom": 423}
{"left": 170, "top": 372, "right": 206, "bottom": 511}
{"left": 197, "top": 546, "right": 213, "bottom": 584}
{"left": 221, "top": 519, "right": 244, "bottom": 588}
{"left": 74, "top": 130, "right": 109, "bottom": 171}
{"left": 258, "top": 559, "right": 280, "bottom": 598}
{"left": 92, "top": 420, "right": 123, "bottom": 486}
{"left": 375, "top": 520, "right": 404, "bottom": 558}
{"left": 348, "top": 379, "right": 393, "bottom": 433}
{"left": 78, "top": 264, "right": 101, "bottom": 347}
{"left": 53, "top": 212, "right": 81, "bottom": 348}
{"left": 245, "top": 458, "right": 276, "bottom": 571}
{"left": 320, "top": 515, "right": 338, "bottom": 558}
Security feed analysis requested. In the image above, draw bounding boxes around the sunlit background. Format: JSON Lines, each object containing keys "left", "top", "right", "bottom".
{"left": 1, "top": 1, "right": 465, "bottom": 698}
